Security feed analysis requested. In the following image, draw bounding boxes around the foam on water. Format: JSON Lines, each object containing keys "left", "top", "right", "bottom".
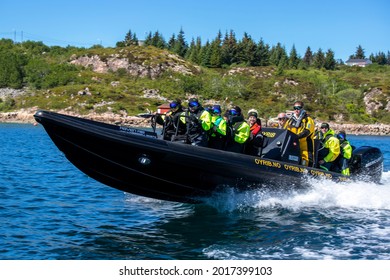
{"left": 203, "top": 171, "right": 390, "bottom": 212}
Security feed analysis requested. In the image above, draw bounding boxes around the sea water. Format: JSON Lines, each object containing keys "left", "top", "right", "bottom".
{"left": 0, "top": 123, "right": 389, "bottom": 260}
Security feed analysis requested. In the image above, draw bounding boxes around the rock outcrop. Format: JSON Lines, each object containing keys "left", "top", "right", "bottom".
{"left": 69, "top": 49, "right": 200, "bottom": 79}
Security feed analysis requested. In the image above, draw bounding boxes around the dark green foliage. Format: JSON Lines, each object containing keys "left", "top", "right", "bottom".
{"left": 324, "top": 49, "right": 336, "bottom": 70}
{"left": 350, "top": 45, "right": 366, "bottom": 59}
{"left": 0, "top": 51, "right": 24, "bottom": 88}
{"left": 24, "top": 58, "right": 79, "bottom": 89}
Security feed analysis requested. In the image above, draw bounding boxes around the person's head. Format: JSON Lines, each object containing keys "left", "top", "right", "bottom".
{"left": 337, "top": 130, "right": 347, "bottom": 141}
{"left": 188, "top": 98, "right": 200, "bottom": 112}
{"left": 169, "top": 99, "right": 182, "bottom": 112}
{"left": 211, "top": 105, "right": 222, "bottom": 115}
{"left": 277, "top": 112, "right": 287, "bottom": 124}
{"left": 293, "top": 101, "right": 304, "bottom": 116}
{"left": 320, "top": 122, "right": 330, "bottom": 133}
{"left": 229, "top": 105, "right": 242, "bottom": 117}
{"left": 247, "top": 109, "right": 258, "bottom": 125}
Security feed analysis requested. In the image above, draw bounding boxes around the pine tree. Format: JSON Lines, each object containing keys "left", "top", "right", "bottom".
{"left": 187, "top": 37, "right": 202, "bottom": 64}
{"left": 167, "top": 34, "right": 176, "bottom": 52}
{"left": 123, "top": 29, "right": 138, "bottom": 46}
{"left": 221, "top": 30, "right": 238, "bottom": 65}
{"left": 374, "top": 51, "right": 387, "bottom": 65}
{"left": 324, "top": 49, "right": 336, "bottom": 70}
{"left": 387, "top": 51, "right": 390, "bottom": 65}
{"left": 237, "top": 32, "right": 257, "bottom": 66}
{"left": 350, "top": 45, "right": 365, "bottom": 59}
{"left": 200, "top": 40, "right": 211, "bottom": 67}
{"left": 354, "top": 45, "right": 365, "bottom": 59}
{"left": 209, "top": 31, "right": 222, "bottom": 68}
{"left": 255, "top": 38, "right": 270, "bottom": 66}
{"left": 173, "top": 28, "right": 188, "bottom": 57}
{"left": 151, "top": 31, "right": 166, "bottom": 49}
{"left": 144, "top": 32, "right": 153, "bottom": 46}
{"left": 269, "top": 43, "right": 287, "bottom": 66}
{"left": 302, "top": 46, "right": 313, "bottom": 67}
{"left": 313, "top": 48, "right": 325, "bottom": 69}
{"left": 288, "top": 44, "right": 300, "bottom": 69}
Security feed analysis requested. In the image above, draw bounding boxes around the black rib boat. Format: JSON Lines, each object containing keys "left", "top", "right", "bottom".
{"left": 34, "top": 110, "right": 383, "bottom": 204}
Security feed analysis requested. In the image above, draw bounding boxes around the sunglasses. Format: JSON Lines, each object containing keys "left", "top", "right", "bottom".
{"left": 229, "top": 109, "right": 239, "bottom": 116}
{"left": 278, "top": 117, "right": 286, "bottom": 120}
{"left": 169, "top": 102, "right": 178, "bottom": 109}
{"left": 320, "top": 127, "right": 327, "bottom": 129}
{"left": 189, "top": 101, "right": 199, "bottom": 108}
{"left": 293, "top": 106, "right": 303, "bottom": 110}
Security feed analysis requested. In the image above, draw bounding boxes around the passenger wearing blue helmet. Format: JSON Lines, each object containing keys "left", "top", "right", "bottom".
{"left": 225, "top": 105, "right": 250, "bottom": 153}
{"left": 208, "top": 104, "right": 227, "bottom": 150}
{"left": 181, "top": 98, "right": 212, "bottom": 147}
{"left": 155, "top": 99, "right": 186, "bottom": 141}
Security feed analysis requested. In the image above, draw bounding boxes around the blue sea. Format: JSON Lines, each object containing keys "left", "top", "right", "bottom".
{"left": 1, "top": 123, "right": 390, "bottom": 260}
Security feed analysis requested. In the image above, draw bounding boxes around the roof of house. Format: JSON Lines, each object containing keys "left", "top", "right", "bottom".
{"left": 345, "top": 58, "right": 372, "bottom": 63}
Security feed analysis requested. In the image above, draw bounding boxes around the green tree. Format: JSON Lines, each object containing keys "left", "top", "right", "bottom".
{"left": 144, "top": 31, "right": 165, "bottom": 48}
{"left": 200, "top": 40, "right": 211, "bottom": 67}
{"left": 151, "top": 31, "right": 166, "bottom": 49}
{"left": 186, "top": 37, "right": 202, "bottom": 64}
{"left": 21, "top": 40, "right": 50, "bottom": 55}
{"left": 24, "top": 58, "right": 51, "bottom": 89}
{"left": 237, "top": 32, "right": 257, "bottom": 66}
{"left": 0, "top": 51, "right": 24, "bottom": 88}
{"left": 269, "top": 42, "right": 287, "bottom": 66}
{"left": 350, "top": 45, "right": 365, "bottom": 59}
{"left": 255, "top": 38, "right": 270, "bottom": 66}
{"left": 221, "top": 30, "right": 238, "bottom": 65}
{"left": 123, "top": 29, "right": 138, "bottom": 46}
{"left": 209, "top": 31, "right": 222, "bottom": 68}
{"left": 302, "top": 46, "right": 313, "bottom": 67}
{"left": 289, "top": 44, "right": 300, "bottom": 69}
{"left": 324, "top": 49, "right": 336, "bottom": 70}
{"left": 172, "top": 28, "right": 188, "bottom": 57}
{"left": 313, "top": 48, "right": 325, "bottom": 69}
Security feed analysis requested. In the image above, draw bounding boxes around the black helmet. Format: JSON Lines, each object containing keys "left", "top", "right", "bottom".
{"left": 337, "top": 130, "right": 347, "bottom": 140}
{"left": 169, "top": 99, "right": 182, "bottom": 110}
{"left": 229, "top": 105, "right": 242, "bottom": 116}
{"left": 188, "top": 98, "right": 200, "bottom": 110}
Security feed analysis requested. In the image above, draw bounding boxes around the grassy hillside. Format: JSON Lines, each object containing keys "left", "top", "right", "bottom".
{"left": 1, "top": 42, "right": 389, "bottom": 124}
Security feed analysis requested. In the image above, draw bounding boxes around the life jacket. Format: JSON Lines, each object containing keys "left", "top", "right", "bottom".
{"left": 320, "top": 129, "right": 340, "bottom": 162}
{"left": 339, "top": 140, "right": 353, "bottom": 160}
{"left": 210, "top": 115, "right": 227, "bottom": 138}
{"left": 229, "top": 116, "right": 250, "bottom": 144}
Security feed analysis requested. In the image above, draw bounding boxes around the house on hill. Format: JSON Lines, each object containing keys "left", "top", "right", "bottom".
{"left": 345, "top": 58, "right": 372, "bottom": 67}
{"left": 157, "top": 103, "right": 170, "bottom": 114}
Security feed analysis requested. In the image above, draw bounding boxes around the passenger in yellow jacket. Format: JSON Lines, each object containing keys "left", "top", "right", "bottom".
{"left": 208, "top": 105, "right": 227, "bottom": 150}
{"left": 225, "top": 105, "right": 250, "bottom": 153}
{"left": 336, "top": 131, "right": 353, "bottom": 175}
{"left": 286, "top": 101, "right": 315, "bottom": 166}
{"left": 317, "top": 123, "right": 340, "bottom": 171}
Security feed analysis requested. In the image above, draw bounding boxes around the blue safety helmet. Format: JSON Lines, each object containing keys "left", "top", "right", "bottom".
{"left": 229, "top": 105, "right": 241, "bottom": 116}
{"left": 188, "top": 98, "right": 200, "bottom": 110}
{"left": 212, "top": 105, "right": 221, "bottom": 114}
{"left": 169, "top": 99, "right": 181, "bottom": 109}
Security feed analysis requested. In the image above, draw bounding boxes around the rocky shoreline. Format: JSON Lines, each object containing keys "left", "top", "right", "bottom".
{"left": 1, "top": 107, "right": 390, "bottom": 136}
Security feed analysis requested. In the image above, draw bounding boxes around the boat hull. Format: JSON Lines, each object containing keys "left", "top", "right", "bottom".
{"left": 34, "top": 110, "right": 383, "bottom": 203}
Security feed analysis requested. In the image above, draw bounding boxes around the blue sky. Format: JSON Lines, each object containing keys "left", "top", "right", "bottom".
{"left": 1, "top": 0, "right": 389, "bottom": 61}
